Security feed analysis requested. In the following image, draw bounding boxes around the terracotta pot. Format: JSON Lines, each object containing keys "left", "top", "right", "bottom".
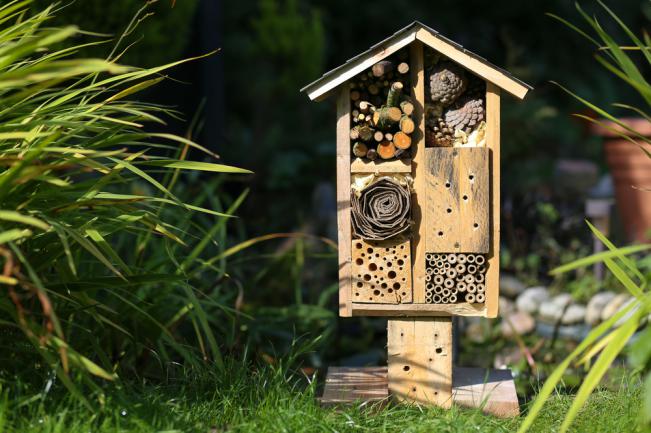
{"left": 592, "top": 118, "right": 651, "bottom": 243}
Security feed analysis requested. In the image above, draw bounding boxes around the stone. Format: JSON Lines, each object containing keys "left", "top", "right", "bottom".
{"left": 601, "top": 293, "right": 631, "bottom": 322}
{"left": 562, "top": 304, "right": 587, "bottom": 325}
{"left": 501, "top": 311, "right": 535, "bottom": 338}
{"left": 464, "top": 317, "right": 487, "bottom": 344}
{"left": 499, "top": 296, "right": 515, "bottom": 315}
{"left": 585, "top": 291, "right": 616, "bottom": 326}
{"left": 516, "top": 286, "right": 550, "bottom": 314}
{"left": 500, "top": 274, "right": 526, "bottom": 298}
{"left": 536, "top": 322, "right": 590, "bottom": 341}
{"left": 539, "top": 301, "right": 564, "bottom": 323}
{"left": 551, "top": 293, "right": 573, "bottom": 308}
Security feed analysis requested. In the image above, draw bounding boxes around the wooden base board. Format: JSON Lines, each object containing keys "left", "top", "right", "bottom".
{"left": 320, "top": 366, "right": 519, "bottom": 418}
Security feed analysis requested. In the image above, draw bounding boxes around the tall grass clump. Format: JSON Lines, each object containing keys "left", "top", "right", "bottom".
{"left": 0, "top": 0, "right": 251, "bottom": 405}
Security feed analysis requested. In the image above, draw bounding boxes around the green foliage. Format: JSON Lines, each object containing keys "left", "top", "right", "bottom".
{"left": 31, "top": 0, "right": 199, "bottom": 67}
{"left": 0, "top": 0, "right": 252, "bottom": 405}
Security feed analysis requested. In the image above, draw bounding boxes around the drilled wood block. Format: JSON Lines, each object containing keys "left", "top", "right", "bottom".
{"left": 425, "top": 147, "right": 489, "bottom": 254}
{"left": 320, "top": 366, "right": 520, "bottom": 418}
{"left": 352, "top": 239, "right": 412, "bottom": 303}
{"left": 387, "top": 318, "right": 452, "bottom": 407}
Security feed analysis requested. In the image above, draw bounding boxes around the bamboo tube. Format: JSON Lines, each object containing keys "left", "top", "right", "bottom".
{"left": 467, "top": 264, "right": 477, "bottom": 274}
{"left": 426, "top": 267, "right": 434, "bottom": 275}
{"left": 432, "top": 254, "right": 441, "bottom": 261}
{"left": 449, "top": 295, "right": 457, "bottom": 303}
{"left": 466, "top": 254, "right": 476, "bottom": 264}
{"left": 456, "top": 275, "right": 464, "bottom": 282}
{"left": 475, "top": 255, "right": 486, "bottom": 265}
{"left": 457, "top": 282, "right": 467, "bottom": 292}
{"left": 433, "top": 294, "right": 442, "bottom": 304}
{"left": 434, "top": 275, "right": 444, "bottom": 285}
{"left": 426, "top": 295, "right": 433, "bottom": 303}
{"left": 434, "top": 285, "right": 443, "bottom": 294}
{"left": 477, "top": 265, "right": 487, "bottom": 274}
{"left": 447, "top": 254, "right": 457, "bottom": 264}
{"left": 465, "top": 293, "right": 476, "bottom": 303}
{"left": 426, "top": 283, "right": 433, "bottom": 291}
{"left": 446, "top": 268, "right": 457, "bottom": 279}
{"left": 455, "top": 263, "right": 466, "bottom": 274}
{"left": 425, "top": 274, "right": 432, "bottom": 282}
{"left": 442, "top": 288, "right": 451, "bottom": 297}
{"left": 467, "top": 283, "right": 477, "bottom": 293}
{"left": 476, "top": 293, "right": 485, "bottom": 303}
{"left": 464, "top": 274, "right": 474, "bottom": 284}
{"left": 426, "top": 253, "right": 433, "bottom": 261}
{"left": 443, "top": 262, "right": 451, "bottom": 270}
{"left": 475, "top": 273, "right": 485, "bottom": 283}
{"left": 428, "top": 260, "right": 436, "bottom": 267}
{"left": 444, "top": 278, "right": 454, "bottom": 289}
{"left": 457, "top": 254, "right": 467, "bottom": 264}
{"left": 477, "top": 283, "right": 486, "bottom": 293}
{"left": 436, "top": 260, "right": 445, "bottom": 268}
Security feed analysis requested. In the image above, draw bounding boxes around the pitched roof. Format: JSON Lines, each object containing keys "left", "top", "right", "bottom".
{"left": 301, "top": 21, "right": 532, "bottom": 102}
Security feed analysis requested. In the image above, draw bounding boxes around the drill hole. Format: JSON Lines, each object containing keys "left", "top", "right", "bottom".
{"left": 355, "top": 243, "right": 363, "bottom": 249}
{"left": 436, "top": 347, "right": 443, "bottom": 354}
{"left": 369, "top": 263, "right": 377, "bottom": 271}
{"left": 446, "top": 208, "right": 452, "bottom": 213}
{"left": 403, "top": 365, "right": 410, "bottom": 372}
{"left": 463, "top": 195, "right": 468, "bottom": 201}
{"left": 363, "top": 274, "right": 371, "bottom": 281}
{"left": 438, "top": 231, "right": 444, "bottom": 237}
{"left": 355, "top": 258, "right": 363, "bottom": 265}
{"left": 469, "top": 174, "right": 474, "bottom": 180}
{"left": 445, "top": 181, "right": 451, "bottom": 188}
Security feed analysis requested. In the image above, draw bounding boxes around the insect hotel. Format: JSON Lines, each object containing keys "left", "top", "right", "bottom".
{"left": 301, "top": 22, "right": 531, "bottom": 416}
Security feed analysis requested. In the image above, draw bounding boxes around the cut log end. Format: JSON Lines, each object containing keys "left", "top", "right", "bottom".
{"left": 377, "top": 141, "right": 396, "bottom": 159}
{"left": 393, "top": 131, "right": 412, "bottom": 150}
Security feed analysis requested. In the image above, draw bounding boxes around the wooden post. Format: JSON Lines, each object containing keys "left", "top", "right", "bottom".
{"left": 387, "top": 317, "right": 453, "bottom": 407}
{"left": 336, "top": 86, "right": 352, "bottom": 317}
{"left": 485, "top": 83, "right": 500, "bottom": 318}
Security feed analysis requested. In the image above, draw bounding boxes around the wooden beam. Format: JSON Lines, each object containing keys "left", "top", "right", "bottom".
{"left": 425, "top": 148, "right": 460, "bottom": 253}
{"left": 387, "top": 318, "right": 453, "bottom": 407}
{"left": 336, "top": 87, "right": 352, "bottom": 317}
{"left": 305, "top": 31, "right": 417, "bottom": 101}
{"left": 410, "top": 40, "right": 427, "bottom": 304}
{"left": 415, "top": 29, "right": 529, "bottom": 100}
{"left": 458, "top": 148, "right": 490, "bottom": 253}
{"left": 351, "top": 302, "right": 485, "bottom": 317}
{"left": 350, "top": 157, "right": 412, "bottom": 174}
{"left": 485, "top": 83, "right": 501, "bottom": 318}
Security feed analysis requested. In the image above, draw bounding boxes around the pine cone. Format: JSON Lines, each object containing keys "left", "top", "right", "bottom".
{"left": 444, "top": 97, "right": 485, "bottom": 134}
{"left": 426, "top": 117, "right": 454, "bottom": 147}
{"left": 429, "top": 62, "right": 467, "bottom": 106}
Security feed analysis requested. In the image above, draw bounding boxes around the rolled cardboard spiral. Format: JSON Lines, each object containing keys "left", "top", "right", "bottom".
{"left": 351, "top": 178, "right": 412, "bottom": 241}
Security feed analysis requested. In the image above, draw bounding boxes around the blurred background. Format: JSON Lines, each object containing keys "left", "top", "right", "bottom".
{"left": 32, "top": 0, "right": 650, "bottom": 396}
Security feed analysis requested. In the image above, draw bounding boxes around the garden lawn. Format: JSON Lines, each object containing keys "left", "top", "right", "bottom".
{"left": 0, "top": 362, "right": 644, "bottom": 433}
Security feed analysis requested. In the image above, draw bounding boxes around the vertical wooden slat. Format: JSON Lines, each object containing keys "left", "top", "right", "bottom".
{"left": 387, "top": 317, "right": 453, "bottom": 407}
{"left": 410, "top": 41, "right": 427, "bottom": 304}
{"left": 485, "top": 83, "right": 501, "bottom": 318}
{"left": 425, "top": 148, "right": 460, "bottom": 252}
{"left": 458, "top": 147, "right": 490, "bottom": 253}
{"left": 336, "top": 86, "right": 352, "bottom": 317}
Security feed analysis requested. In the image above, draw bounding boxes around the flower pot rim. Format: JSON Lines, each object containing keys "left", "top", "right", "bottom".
{"left": 590, "top": 117, "right": 651, "bottom": 137}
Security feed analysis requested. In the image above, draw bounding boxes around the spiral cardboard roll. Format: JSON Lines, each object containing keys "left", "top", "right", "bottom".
{"left": 351, "top": 178, "right": 412, "bottom": 241}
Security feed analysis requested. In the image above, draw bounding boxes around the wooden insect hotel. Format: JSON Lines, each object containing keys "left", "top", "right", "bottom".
{"left": 301, "top": 22, "right": 531, "bottom": 416}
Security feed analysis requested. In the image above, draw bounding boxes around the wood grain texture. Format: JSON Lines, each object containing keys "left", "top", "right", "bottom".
{"left": 320, "top": 366, "right": 520, "bottom": 418}
{"left": 459, "top": 147, "right": 489, "bottom": 253}
{"left": 485, "top": 83, "right": 501, "bottom": 318}
{"left": 425, "top": 148, "right": 489, "bottom": 254}
{"left": 425, "top": 148, "right": 460, "bottom": 252}
{"left": 336, "top": 87, "right": 352, "bottom": 317}
{"left": 410, "top": 40, "right": 427, "bottom": 303}
{"left": 350, "top": 157, "right": 412, "bottom": 173}
{"left": 351, "top": 239, "right": 412, "bottom": 304}
{"left": 387, "top": 318, "right": 452, "bottom": 407}
{"left": 351, "top": 302, "right": 485, "bottom": 317}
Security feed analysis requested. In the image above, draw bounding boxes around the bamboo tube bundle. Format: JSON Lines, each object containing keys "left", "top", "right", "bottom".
{"left": 424, "top": 252, "right": 489, "bottom": 304}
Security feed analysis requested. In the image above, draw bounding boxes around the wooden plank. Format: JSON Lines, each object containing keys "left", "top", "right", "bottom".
{"left": 453, "top": 367, "right": 519, "bottom": 418}
{"left": 352, "top": 302, "right": 485, "bottom": 317}
{"left": 415, "top": 28, "right": 529, "bottom": 100}
{"left": 351, "top": 239, "right": 412, "bottom": 304}
{"left": 485, "top": 84, "right": 501, "bottom": 318}
{"left": 306, "top": 31, "right": 417, "bottom": 101}
{"left": 336, "top": 87, "right": 352, "bottom": 317}
{"left": 387, "top": 318, "right": 452, "bottom": 407}
{"left": 458, "top": 148, "right": 490, "bottom": 253}
{"left": 320, "top": 367, "right": 388, "bottom": 406}
{"left": 410, "top": 40, "right": 427, "bottom": 304}
{"left": 320, "top": 366, "right": 520, "bottom": 418}
{"left": 350, "top": 157, "right": 412, "bottom": 174}
{"left": 425, "top": 148, "right": 460, "bottom": 253}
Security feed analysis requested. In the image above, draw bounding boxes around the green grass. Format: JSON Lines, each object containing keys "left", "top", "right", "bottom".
{"left": 0, "top": 361, "right": 645, "bottom": 433}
